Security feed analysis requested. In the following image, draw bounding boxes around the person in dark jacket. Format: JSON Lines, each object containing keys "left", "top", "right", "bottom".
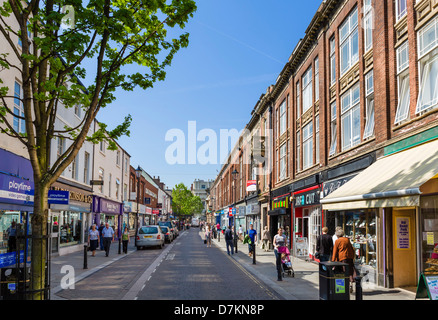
{"left": 225, "top": 226, "right": 234, "bottom": 255}
{"left": 316, "top": 227, "right": 334, "bottom": 262}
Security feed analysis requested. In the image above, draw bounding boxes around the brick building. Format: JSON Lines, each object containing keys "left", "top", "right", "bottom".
{"left": 211, "top": 0, "right": 438, "bottom": 291}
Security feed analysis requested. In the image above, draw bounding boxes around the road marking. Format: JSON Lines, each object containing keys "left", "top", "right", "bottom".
{"left": 166, "top": 253, "right": 175, "bottom": 260}
{"left": 122, "top": 241, "right": 175, "bottom": 300}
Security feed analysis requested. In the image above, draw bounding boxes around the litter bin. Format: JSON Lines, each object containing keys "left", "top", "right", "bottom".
{"left": 319, "top": 261, "right": 350, "bottom": 300}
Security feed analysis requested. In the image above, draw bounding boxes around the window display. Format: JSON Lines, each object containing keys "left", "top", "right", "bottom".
{"left": 59, "top": 211, "right": 82, "bottom": 247}
{"left": 421, "top": 196, "right": 438, "bottom": 275}
{"left": 335, "top": 210, "right": 377, "bottom": 269}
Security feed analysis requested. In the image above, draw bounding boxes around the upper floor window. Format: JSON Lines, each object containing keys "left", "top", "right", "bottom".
{"left": 302, "top": 121, "right": 313, "bottom": 170}
{"left": 396, "top": 0, "right": 407, "bottom": 22}
{"left": 13, "top": 81, "right": 25, "bottom": 134}
{"left": 395, "top": 41, "right": 410, "bottom": 124}
{"left": 330, "top": 37, "right": 336, "bottom": 85}
{"left": 279, "top": 99, "right": 287, "bottom": 135}
{"left": 363, "top": 70, "right": 375, "bottom": 139}
{"left": 340, "top": 7, "right": 359, "bottom": 76}
{"left": 279, "top": 142, "right": 287, "bottom": 181}
{"left": 417, "top": 16, "right": 438, "bottom": 114}
{"left": 341, "top": 83, "right": 361, "bottom": 151}
{"left": 329, "top": 101, "right": 337, "bottom": 156}
{"left": 364, "top": 0, "right": 374, "bottom": 52}
{"left": 314, "top": 57, "right": 320, "bottom": 102}
{"left": 296, "top": 81, "right": 301, "bottom": 118}
{"left": 302, "top": 66, "right": 313, "bottom": 113}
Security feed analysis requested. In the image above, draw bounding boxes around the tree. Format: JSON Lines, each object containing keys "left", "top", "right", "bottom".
{"left": 172, "top": 183, "right": 203, "bottom": 218}
{"left": 0, "top": 0, "right": 196, "bottom": 299}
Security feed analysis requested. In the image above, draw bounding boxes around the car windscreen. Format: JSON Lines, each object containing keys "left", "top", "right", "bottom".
{"left": 161, "top": 227, "right": 169, "bottom": 232}
{"left": 159, "top": 222, "right": 171, "bottom": 227}
{"left": 139, "top": 227, "right": 158, "bottom": 234}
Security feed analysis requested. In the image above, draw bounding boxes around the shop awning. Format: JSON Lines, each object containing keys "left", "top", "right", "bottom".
{"left": 320, "top": 139, "right": 438, "bottom": 211}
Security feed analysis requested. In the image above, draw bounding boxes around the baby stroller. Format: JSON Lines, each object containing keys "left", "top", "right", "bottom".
{"left": 279, "top": 247, "right": 294, "bottom": 277}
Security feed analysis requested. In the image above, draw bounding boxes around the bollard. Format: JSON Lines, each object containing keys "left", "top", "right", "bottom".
{"left": 355, "top": 276, "right": 363, "bottom": 300}
{"left": 83, "top": 245, "right": 88, "bottom": 269}
{"left": 118, "top": 237, "right": 121, "bottom": 254}
{"left": 218, "top": 230, "right": 220, "bottom": 242}
{"left": 252, "top": 243, "right": 256, "bottom": 265}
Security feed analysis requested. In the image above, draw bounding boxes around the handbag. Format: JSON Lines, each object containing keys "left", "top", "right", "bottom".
{"left": 204, "top": 239, "right": 207, "bottom": 244}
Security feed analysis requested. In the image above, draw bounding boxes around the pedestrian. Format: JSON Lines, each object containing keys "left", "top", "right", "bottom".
{"left": 332, "top": 228, "right": 357, "bottom": 293}
{"left": 315, "top": 227, "right": 333, "bottom": 262}
{"left": 332, "top": 226, "right": 342, "bottom": 246}
{"left": 122, "top": 226, "right": 130, "bottom": 254}
{"left": 273, "top": 227, "right": 287, "bottom": 281}
{"left": 98, "top": 222, "right": 105, "bottom": 250}
{"left": 262, "top": 226, "right": 271, "bottom": 251}
{"left": 88, "top": 224, "right": 99, "bottom": 257}
{"left": 6, "top": 221, "right": 17, "bottom": 253}
{"left": 102, "top": 223, "right": 115, "bottom": 257}
{"left": 247, "top": 224, "right": 257, "bottom": 257}
{"left": 225, "top": 226, "right": 234, "bottom": 255}
{"left": 205, "top": 225, "right": 212, "bottom": 247}
{"left": 238, "top": 225, "right": 243, "bottom": 242}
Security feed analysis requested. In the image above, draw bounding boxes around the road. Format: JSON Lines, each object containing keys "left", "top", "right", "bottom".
{"left": 55, "top": 228, "right": 283, "bottom": 300}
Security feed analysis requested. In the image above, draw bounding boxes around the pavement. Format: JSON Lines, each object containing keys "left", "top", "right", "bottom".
{"left": 207, "top": 229, "right": 418, "bottom": 300}
{"left": 48, "top": 228, "right": 417, "bottom": 300}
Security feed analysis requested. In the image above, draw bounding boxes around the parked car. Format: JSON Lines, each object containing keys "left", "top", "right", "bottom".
{"left": 160, "top": 226, "right": 174, "bottom": 243}
{"left": 158, "top": 221, "right": 178, "bottom": 239}
{"left": 135, "top": 225, "right": 165, "bottom": 249}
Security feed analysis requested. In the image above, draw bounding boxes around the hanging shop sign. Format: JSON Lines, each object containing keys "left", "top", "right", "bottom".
{"left": 272, "top": 197, "right": 289, "bottom": 209}
{"left": 48, "top": 190, "right": 69, "bottom": 205}
{"left": 246, "top": 180, "right": 257, "bottom": 192}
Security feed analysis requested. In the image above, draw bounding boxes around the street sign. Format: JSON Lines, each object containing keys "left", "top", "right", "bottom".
{"left": 48, "top": 190, "right": 69, "bottom": 204}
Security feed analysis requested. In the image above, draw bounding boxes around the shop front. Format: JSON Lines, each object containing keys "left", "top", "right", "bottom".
{"left": 0, "top": 149, "right": 34, "bottom": 268}
{"left": 321, "top": 136, "right": 438, "bottom": 289}
{"left": 268, "top": 195, "right": 291, "bottom": 249}
{"left": 245, "top": 197, "right": 260, "bottom": 237}
{"left": 49, "top": 180, "right": 93, "bottom": 255}
{"left": 235, "top": 203, "right": 246, "bottom": 234}
{"left": 293, "top": 184, "right": 321, "bottom": 260}
{"left": 93, "top": 196, "right": 122, "bottom": 240}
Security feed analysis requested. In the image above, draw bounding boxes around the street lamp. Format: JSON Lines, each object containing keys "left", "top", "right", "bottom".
{"left": 135, "top": 166, "right": 142, "bottom": 241}
{"left": 231, "top": 168, "right": 239, "bottom": 253}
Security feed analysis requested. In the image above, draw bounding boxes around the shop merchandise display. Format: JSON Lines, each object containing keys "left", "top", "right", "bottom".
{"left": 425, "top": 244, "right": 438, "bottom": 275}
{"left": 343, "top": 212, "right": 376, "bottom": 269}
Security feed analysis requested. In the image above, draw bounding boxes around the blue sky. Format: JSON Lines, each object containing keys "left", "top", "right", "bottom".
{"left": 95, "top": 0, "right": 322, "bottom": 190}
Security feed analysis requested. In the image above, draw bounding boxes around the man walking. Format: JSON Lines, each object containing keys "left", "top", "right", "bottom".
{"left": 247, "top": 224, "right": 257, "bottom": 257}
{"left": 225, "top": 226, "right": 234, "bottom": 255}
{"left": 316, "top": 227, "right": 334, "bottom": 262}
{"left": 102, "top": 223, "right": 115, "bottom": 257}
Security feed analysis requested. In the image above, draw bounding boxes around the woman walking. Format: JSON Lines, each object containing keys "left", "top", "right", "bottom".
{"left": 273, "top": 228, "right": 286, "bottom": 281}
{"left": 122, "top": 227, "right": 130, "bottom": 254}
{"left": 88, "top": 224, "right": 99, "bottom": 257}
{"left": 205, "top": 225, "right": 212, "bottom": 247}
{"left": 332, "top": 228, "right": 357, "bottom": 293}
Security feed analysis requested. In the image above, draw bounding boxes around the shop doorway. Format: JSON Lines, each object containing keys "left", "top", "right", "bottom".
{"left": 392, "top": 208, "right": 417, "bottom": 288}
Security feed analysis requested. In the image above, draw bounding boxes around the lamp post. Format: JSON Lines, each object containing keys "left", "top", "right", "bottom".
{"left": 135, "top": 166, "right": 142, "bottom": 242}
{"left": 232, "top": 168, "right": 239, "bottom": 254}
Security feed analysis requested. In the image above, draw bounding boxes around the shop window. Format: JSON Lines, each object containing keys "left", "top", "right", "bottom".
{"left": 0, "top": 211, "right": 21, "bottom": 254}
{"left": 59, "top": 211, "right": 82, "bottom": 247}
{"left": 420, "top": 196, "right": 438, "bottom": 275}
{"left": 334, "top": 210, "right": 377, "bottom": 270}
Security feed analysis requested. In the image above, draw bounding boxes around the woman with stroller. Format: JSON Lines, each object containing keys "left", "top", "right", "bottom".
{"left": 273, "top": 227, "right": 287, "bottom": 281}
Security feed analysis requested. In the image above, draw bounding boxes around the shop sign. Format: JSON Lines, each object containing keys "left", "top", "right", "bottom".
{"left": 322, "top": 174, "right": 357, "bottom": 198}
{"left": 246, "top": 180, "right": 257, "bottom": 192}
{"left": 101, "top": 198, "right": 122, "bottom": 214}
{"left": 272, "top": 197, "right": 288, "bottom": 209}
{"left": 123, "top": 201, "right": 132, "bottom": 213}
{"left": 152, "top": 209, "right": 159, "bottom": 215}
{"left": 48, "top": 190, "right": 69, "bottom": 205}
{"left": 0, "top": 250, "right": 25, "bottom": 268}
{"left": 0, "top": 174, "right": 34, "bottom": 205}
{"left": 416, "top": 274, "right": 438, "bottom": 300}
{"left": 294, "top": 189, "right": 320, "bottom": 208}
{"left": 245, "top": 203, "right": 260, "bottom": 215}
{"left": 51, "top": 186, "right": 92, "bottom": 204}
{"left": 145, "top": 207, "right": 152, "bottom": 214}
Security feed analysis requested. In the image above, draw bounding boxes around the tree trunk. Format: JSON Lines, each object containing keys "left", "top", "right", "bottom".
{"left": 30, "top": 181, "right": 49, "bottom": 300}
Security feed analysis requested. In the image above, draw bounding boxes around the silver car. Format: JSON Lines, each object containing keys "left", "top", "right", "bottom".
{"left": 135, "top": 225, "right": 165, "bottom": 249}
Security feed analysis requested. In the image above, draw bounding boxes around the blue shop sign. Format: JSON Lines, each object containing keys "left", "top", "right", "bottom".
{"left": 48, "top": 190, "right": 69, "bottom": 204}
{"left": 0, "top": 250, "right": 25, "bottom": 268}
{"left": 0, "top": 173, "right": 34, "bottom": 206}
